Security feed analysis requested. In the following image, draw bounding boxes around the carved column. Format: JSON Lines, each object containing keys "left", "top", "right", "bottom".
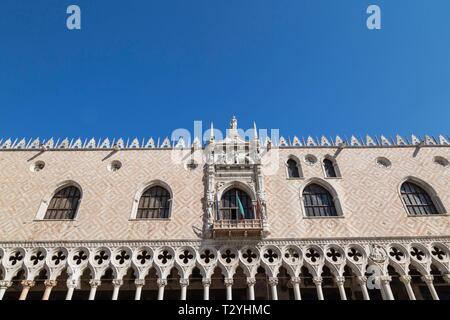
{"left": 19, "top": 280, "right": 35, "bottom": 300}
{"left": 399, "top": 275, "right": 416, "bottom": 300}
{"left": 157, "top": 279, "right": 167, "bottom": 300}
{"left": 65, "top": 279, "right": 78, "bottom": 300}
{"left": 422, "top": 275, "right": 439, "bottom": 300}
{"left": 290, "top": 277, "right": 302, "bottom": 300}
{"left": 42, "top": 280, "right": 57, "bottom": 300}
{"left": 0, "top": 280, "right": 12, "bottom": 300}
{"left": 180, "top": 279, "right": 189, "bottom": 300}
{"left": 380, "top": 276, "right": 394, "bottom": 300}
{"left": 224, "top": 278, "right": 233, "bottom": 300}
{"left": 134, "top": 279, "right": 145, "bottom": 300}
{"left": 88, "top": 279, "right": 101, "bottom": 300}
{"left": 268, "top": 277, "right": 279, "bottom": 300}
{"left": 111, "top": 279, "right": 123, "bottom": 300}
{"left": 335, "top": 276, "right": 347, "bottom": 300}
{"left": 356, "top": 276, "right": 370, "bottom": 300}
{"left": 246, "top": 277, "right": 256, "bottom": 300}
{"left": 202, "top": 278, "right": 211, "bottom": 300}
{"left": 313, "top": 276, "right": 324, "bottom": 300}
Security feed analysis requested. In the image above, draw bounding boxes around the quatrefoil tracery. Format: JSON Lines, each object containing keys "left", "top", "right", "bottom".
{"left": 9, "top": 251, "right": 23, "bottom": 266}
{"left": 410, "top": 247, "right": 425, "bottom": 262}
{"left": 72, "top": 251, "right": 88, "bottom": 265}
{"left": 347, "top": 248, "right": 363, "bottom": 262}
{"left": 178, "top": 250, "right": 194, "bottom": 264}
{"left": 51, "top": 251, "right": 66, "bottom": 266}
{"left": 242, "top": 249, "right": 257, "bottom": 264}
{"left": 30, "top": 251, "right": 45, "bottom": 266}
{"left": 263, "top": 249, "right": 279, "bottom": 264}
{"left": 389, "top": 247, "right": 405, "bottom": 262}
{"left": 94, "top": 250, "right": 109, "bottom": 265}
{"left": 305, "top": 248, "right": 321, "bottom": 263}
{"left": 157, "top": 250, "right": 173, "bottom": 265}
{"left": 200, "top": 249, "right": 215, "bottom": 264}
{"left": 137, "top": 250, "right": 151, "bottom": 265}
{"left": 115, "top": 250, "right": 130, "bottom": 265}
{"left": 431, "top": 246, "right": 446, "bottom": 261}
{"left": 221, "top": 249, "right": 236, "bottom": 264}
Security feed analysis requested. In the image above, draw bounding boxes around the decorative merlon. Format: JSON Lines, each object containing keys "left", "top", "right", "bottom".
{"left": 0, "top": 134, "right": 448, "bottom": 150}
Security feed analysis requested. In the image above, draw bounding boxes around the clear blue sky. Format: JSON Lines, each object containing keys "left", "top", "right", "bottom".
{"left": 0, "top": 0, "right": 449, "bottom": 142}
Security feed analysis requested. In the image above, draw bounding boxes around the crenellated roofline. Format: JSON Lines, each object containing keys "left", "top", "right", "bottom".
{"left": 0, "top": 134, "right": 448, "bottom": 151}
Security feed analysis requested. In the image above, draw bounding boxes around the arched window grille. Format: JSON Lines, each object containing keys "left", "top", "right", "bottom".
{"left": 219, "top": 188, "right": 254, "bottom": 220}
{"left": 137, "top": 186, "right": 171, "bottom": 219}
{"left": 303, "top": 183, "right": 337, "bottom": 217}
{"left": 287, "top": 159, "right": 300, "bottom": 178}
{"left": 400, "top": 182, "right": 438, "bottom": 215}
{"left": 44, "top": 186, "right": 81, "bottom": 220}
{"left": 323, "top": 159, "right": 337, "bottom": 178}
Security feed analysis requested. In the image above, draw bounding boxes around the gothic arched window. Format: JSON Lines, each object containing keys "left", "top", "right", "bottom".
{"left": 220, "top": 188, "right": 254, "bottom": 220}
{"left": 323, "top": 159, "right": 337, "bottom": 178}
{"left": 44, "top": 186, "right": 81, "bottom": 220}
{"left": 287, "top": 159, "right": 300, "bottom": 178}
{"left": 137, "top": 186, "right": 171, "bottom": 219}
{"left": 303, "top": 183, "right": 337, "bottom": 217}
{"left": 400, "top": 182, "right": 438, "bottom": 215}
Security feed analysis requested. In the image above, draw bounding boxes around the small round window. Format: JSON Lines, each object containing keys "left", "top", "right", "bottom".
{"left": 376, "top": 157, "right": 391, "bottom": 168}
{"left": 433, "top": 156, "right": 449, "bottom": 167}
{"left": 30, "top": 161, "right": 45, "bottom": 172}
{"left": 108, "top": 160, "right": 122, "bottom": 172}
{"left": 304, "top": 154, "right": 318, "bottom": 165}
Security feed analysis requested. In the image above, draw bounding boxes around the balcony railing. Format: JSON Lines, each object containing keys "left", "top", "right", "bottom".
{"left": 211, "top": 219, "right": 265, "bottom": 239}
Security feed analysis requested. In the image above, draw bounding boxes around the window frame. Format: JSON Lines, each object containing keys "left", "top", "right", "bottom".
{"left": 398, "top": 178, "right": 447, "bottom": 217}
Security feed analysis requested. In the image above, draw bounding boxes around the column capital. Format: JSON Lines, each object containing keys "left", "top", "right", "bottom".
{"left": 67, "top": 279, "right": 79, "bottom": 289}
{"left": 335, "top": 276, "right": 345, "bottom": 285}
{"left": 89, "top": 279, "right": 101, "bottom": 288}
{"left": 44, "top": 280, "right": 57, "bottom": 288}
{"left": 246, "top": 277, "right": 256, "bottom": 286}
{"left": 134, "top": 279, "right": 145, "bottom": 287}
{"left": 312, "top": 276, "right": 323, "bottom": 285}
{"left": 180, "top": 279, "right": 189, "bottom": 287}
{"left": 0, "top": 280, "right": 13, "bottom": 288}
{"left": 157, "top": 278, "right": 167, "bottom": 288}
{"left": 202, "top": 278, "right": 211, "bottom": 287}
{"left": 112, "top": 279, "right": 123, "bottom": 287}
{"left": 443, "top": 273, "right": 450, "bottom": 284}
{"left": 21, "top": 280, "right": 35, "bottom": 288}
{"left": 399, "top": 275, "right": 412, "bottom": 284}
{"left": 290, "top": 277, "right": 301, "bottom": 285}
{"left": 268, "top": 277, "right": 279, "bottom": 287}
{"left": 356, "top": 276, "right": 367, "bottom": 285}
{"left": 224, "top": 278, "right": 233, "bottom": 287}
{"left": 380, "top": 275, "right": 392, "bottom": 283}
{"left": 421, "top": 275, "right": 434, "bottom": 284}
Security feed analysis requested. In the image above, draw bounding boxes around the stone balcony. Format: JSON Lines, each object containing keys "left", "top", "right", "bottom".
{"left": 211, "top": 219, "right": 265, "bottom": 239}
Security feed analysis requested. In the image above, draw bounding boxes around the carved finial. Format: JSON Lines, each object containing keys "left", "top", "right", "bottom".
{"left": 253, "top": 122, "right": 258, "bottom": 140}
{"left": 209, "top": 122, "right": 215, "bottom": 143}
{"left": 230, "top": 116, "right": 237, "bottom": 130}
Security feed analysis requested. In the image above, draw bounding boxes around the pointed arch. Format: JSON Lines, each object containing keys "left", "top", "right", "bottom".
{"left": 322, "top": 155, "right": 341, "bottom": 178}
{"left": 286, "top": 155, "right": 303, "bottom": 179}
{"left": 35, "top": 181, "right": 83, "bottom": 220}
{"left": 130, "top": 180, "right": 173, "bottom": 219}
{"left": 398, "top": 177, "right": 446, "bottom": 216}
{"left": 300, "top": 178, "right": 344, "bottom": 217}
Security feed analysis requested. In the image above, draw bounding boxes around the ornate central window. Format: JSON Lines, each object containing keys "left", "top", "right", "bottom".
{"left": 137, "top": 186, "right": 171, "bottom": 219}
{"left": 219, "top": 188, "right": 254, "bottom": 220}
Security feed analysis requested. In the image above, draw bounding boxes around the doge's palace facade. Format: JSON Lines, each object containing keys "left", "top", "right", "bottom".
{"left": 0, "top": 117, "right": 449, "bottom": 300}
